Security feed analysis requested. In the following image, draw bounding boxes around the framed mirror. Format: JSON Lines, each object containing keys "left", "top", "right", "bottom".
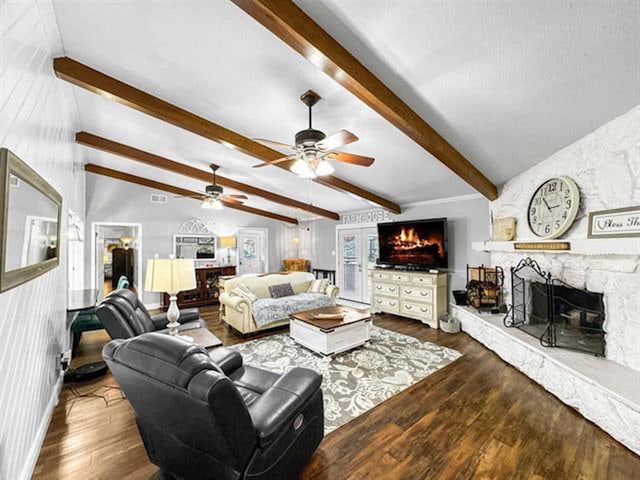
{"left": 0, "top": 148, "right": 62, "bottom": 293}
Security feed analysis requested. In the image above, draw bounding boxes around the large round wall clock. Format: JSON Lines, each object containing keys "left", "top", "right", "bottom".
{"left": 527, "top": 176, "right": 580, "bottom": 239}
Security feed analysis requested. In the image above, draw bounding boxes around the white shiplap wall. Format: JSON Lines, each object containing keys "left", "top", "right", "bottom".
{"left": 0, "top": 1, "right": 84, "bottom": 479}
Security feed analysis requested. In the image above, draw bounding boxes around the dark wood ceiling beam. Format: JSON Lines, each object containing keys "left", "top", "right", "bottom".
{"left": 54, "top": 56, "right": 401, "bottom": 213}
{"left": 231, "top": 0, "right": 498, "bottom": 201}
{"left": 76, "top": 131, "right": 339, "bottom": 220}
{"left": 84, "top": 164, "right": 299, "bottom": 224}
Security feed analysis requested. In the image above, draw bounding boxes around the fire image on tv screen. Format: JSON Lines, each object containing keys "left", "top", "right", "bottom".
{"left": 377, "top": 218, "right": 448, "bottom": 268}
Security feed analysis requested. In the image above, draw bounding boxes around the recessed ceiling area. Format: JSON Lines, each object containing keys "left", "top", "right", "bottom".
{"left": 53, "top": 0, "right": 639, "bottom": 218}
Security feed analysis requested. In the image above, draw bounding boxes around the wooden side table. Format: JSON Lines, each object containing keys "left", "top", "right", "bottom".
{"left": 180, "top": 327, "right": 223, "bottom": 350}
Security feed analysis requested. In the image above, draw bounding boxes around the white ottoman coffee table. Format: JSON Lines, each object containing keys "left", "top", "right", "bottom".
{"left": 289, "top": 306, "right": 372, "bottom": 356}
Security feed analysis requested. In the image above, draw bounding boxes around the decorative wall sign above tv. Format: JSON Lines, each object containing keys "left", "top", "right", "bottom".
{"left": 0, "top": 148, "right": 62, "bottom": 292}
{"left": 588, "top": 206, "right": 640, "bottom": 238}
{"left": 527, "top": 176, "right": 580, "bottom": 239}
{"left": 341, "top": 208, "right": 394, "bottom": 225}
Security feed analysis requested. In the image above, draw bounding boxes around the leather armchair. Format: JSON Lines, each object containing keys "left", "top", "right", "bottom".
{"left": 103, "top": 333, "right": 324, "bottom": 480}
{"left": 96, "top": 288, "right": 205, "bottom": 340}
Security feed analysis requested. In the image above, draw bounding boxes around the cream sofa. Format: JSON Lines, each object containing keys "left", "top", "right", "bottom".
{"left": 219, "top": 272, "right": 339, "bottom": 335}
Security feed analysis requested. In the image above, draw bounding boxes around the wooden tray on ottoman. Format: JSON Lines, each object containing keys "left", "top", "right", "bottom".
{"left": 289, "top": 306, "right": 372, "bottom": 356}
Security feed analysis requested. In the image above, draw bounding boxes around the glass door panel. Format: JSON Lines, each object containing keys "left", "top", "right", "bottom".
{"left": 339, "top": 229, "right": 362, "bottom": 302}
{"left": 363, "top": 228, "right": 379, "bottom": 303}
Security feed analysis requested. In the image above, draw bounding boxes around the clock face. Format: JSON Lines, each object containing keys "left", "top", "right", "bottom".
{"left": 527, "top": 176, "right": 580, "bottom": 239}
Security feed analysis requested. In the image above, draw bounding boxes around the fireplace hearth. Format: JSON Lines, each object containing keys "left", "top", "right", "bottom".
{"left": 504, "top": 257, "right": 605, "bottom": 356}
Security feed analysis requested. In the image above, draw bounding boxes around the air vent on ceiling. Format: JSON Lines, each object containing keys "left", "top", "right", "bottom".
{"left": 9, "top": 175, "right": 20, "bottom": 187}
{"left": 150, "top": 193, "right": 167, "bottom": 204}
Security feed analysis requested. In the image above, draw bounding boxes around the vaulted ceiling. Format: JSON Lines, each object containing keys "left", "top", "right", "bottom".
{"left": 53, "top": 0, "right": 639, "bottom": 221}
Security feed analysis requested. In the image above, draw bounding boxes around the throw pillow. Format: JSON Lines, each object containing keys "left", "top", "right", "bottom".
{"left": 231, "top": 284, "right": 258, "bottom": 303}
{"left": 307, "top": 278, "right": 329, "bottom": 294}
{"left": 269, "top": 283, "right": 295, "bottom": 298}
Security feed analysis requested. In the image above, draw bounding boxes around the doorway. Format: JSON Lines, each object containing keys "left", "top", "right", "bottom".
{"left": 236, "top": 228, "right": 268, "bottom": 275}
{"left": 91, "top": 222, "right": 142, "bottom": 299}
{"left": 336, "top": 226, "right": 379, "bottom": 304}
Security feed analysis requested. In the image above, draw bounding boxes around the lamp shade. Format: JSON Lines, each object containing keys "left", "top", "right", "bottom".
{"left": 144, "top": 258, "right": 196, "bottom": 293}
{"left": 220, "top": 236, "right": 237, "bottom": 248}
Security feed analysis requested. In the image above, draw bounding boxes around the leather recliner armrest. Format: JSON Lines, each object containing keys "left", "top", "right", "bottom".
{"left": 151, "top": 307, "right": 201, "bottom": 330}
{"left": 208, "top": 347, "right": 243, "bottom": 376}
{"left": 248, "top": 367, "right": 322, "bottom": 446}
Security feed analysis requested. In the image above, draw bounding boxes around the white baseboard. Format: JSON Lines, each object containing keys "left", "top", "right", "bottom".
{"left": 20, "top": 372, "right": 64, "bottom": 480}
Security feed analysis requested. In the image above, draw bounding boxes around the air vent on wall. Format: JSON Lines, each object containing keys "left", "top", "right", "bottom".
{"left": 150, "top": 193, "right": 167, "bottom": 204}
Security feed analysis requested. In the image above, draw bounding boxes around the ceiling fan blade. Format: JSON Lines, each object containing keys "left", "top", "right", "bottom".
{"left": 225, "top": 194, "right": 248, "bottom": 200}
{"left": 326, "top": 151, "right": 375, "bottom": 167}
{"left": 316, "top": 129, "right": 358, "bottom": 151}
{"left": 252, "top": 154, "right": 297, "bottom": 168}
{"left": 253, "top": 138, "right": 296, "bottom": 151}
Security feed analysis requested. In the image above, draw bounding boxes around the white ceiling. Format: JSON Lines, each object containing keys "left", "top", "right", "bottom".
{"left": 53, "top": 0, "right": 639, "bottom": 219}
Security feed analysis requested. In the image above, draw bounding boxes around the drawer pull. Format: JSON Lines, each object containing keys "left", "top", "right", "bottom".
{"left": 376, "top": 285, "right": 382, "bottom": 290}
{"left": 420, "top": 308, "right": 429, "bottom": 313}
{"left": 404, "top": 290, "right": 412, "bottom": 294}
{"left": 389, "top": 287, "right": 396, "bottom": 292}
{"left": 390, "top": 302, "right": 396, "bottom": 306}
{"left": 405, "top": 305, "right": 412, "bottom": 310}
{"left": 376, "top": 299, "right": 382, "bottom": 304}
{"left": 420, "top": 292, "right": 429, "bottom": 296}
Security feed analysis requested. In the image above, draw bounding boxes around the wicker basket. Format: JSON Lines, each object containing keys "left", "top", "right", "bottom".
{"left": 439, "top": 313, "right": 461, "bottom": 334}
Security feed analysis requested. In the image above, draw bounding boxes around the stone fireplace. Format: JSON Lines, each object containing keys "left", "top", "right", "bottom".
{"left": 457, "top": 106, "right": 640, "bottom": 454}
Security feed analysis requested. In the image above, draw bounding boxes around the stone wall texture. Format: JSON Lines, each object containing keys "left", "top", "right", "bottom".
{"left": 491, "top": 105, "right": 640, "bottom": 371}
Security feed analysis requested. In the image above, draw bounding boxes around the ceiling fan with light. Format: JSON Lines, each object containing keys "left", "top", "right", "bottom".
{"left": 253, "top": 90, "right": 375, "bottom": 178}
{"left": 175, "top": 164, "right": 247, "bottom": 210}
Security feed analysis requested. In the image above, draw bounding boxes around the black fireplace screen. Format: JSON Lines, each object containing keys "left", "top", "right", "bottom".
{"left": 505, "top": 258, "right": 605, "bottom": 356}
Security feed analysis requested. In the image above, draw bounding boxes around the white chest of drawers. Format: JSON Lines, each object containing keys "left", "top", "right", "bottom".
{"left": 370, "top": 269, "right": 447, "bottom": 328}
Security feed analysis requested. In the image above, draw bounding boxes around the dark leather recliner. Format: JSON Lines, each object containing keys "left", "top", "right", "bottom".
{"left": 103, "top": 333, "right": 324, "bottom": 480}
{"left": 96, "top": 288, "right": 205, "bottom": 340}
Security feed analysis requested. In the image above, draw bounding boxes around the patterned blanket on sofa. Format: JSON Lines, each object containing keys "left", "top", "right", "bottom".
{"left": 252, "top": 293, "right": 335, "bottom": 328}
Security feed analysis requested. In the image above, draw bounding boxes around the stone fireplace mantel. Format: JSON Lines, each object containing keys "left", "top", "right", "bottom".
{"left": 451, "top": 305, "right": 640, "bottom": 455}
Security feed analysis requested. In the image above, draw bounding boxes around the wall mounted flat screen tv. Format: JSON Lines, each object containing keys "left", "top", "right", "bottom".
{"left": 377, "top": 218, "right": 448, "bottom": 269}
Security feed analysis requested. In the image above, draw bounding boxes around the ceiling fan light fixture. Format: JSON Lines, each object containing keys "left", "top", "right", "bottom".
{"left": 315, "top": 160, "right": 334, "bottom": 176}
{"left": 290, "top": 159, "right": 316, "bottom": 178}
{"left": 201, "top": 197, "right": 224, "bottom": 210}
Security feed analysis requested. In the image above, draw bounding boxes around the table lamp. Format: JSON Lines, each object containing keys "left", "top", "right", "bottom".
{"left": 145, "top": 257, "right": 196, "bottom": 341}
{"left": 220, "top": 236, "right": 236, "bottom": 266}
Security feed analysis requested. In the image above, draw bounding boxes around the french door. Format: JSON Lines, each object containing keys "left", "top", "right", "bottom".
{"left": 237, "top": 228, "right": 267, "bottom": 275}
{"left": 338, "top": 227, "right": 379, "bottom": 303}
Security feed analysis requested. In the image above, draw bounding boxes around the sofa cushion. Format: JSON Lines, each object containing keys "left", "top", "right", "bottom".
{"left": 252, "top": 293, "right": 335, "bottom": 328}
{"left": 307, "top": 278, "right": 329, "bottom": 294}
{"left": 268, "top": 283, "right": 295, "bottom": 299}
{"left": 231, "top": 284, "right": 259, "bottom": 303}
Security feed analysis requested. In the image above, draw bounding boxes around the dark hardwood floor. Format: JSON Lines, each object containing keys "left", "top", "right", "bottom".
{"left": 33, "top": 306, "right": 640, "bottom": 479}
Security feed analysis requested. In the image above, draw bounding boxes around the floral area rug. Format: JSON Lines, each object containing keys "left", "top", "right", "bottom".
{"left": 233, "top": 326, "right": 462, "bottom": 434}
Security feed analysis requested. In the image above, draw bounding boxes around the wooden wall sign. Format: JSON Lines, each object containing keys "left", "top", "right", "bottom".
{"left": 514, "top": 242, "right": 571, "bottom": 251}
{"left": 340, "top": 209, "right": 394, "bottom": 225}
{"left": 588, "top": 206, "right": 640, "bottom": 238}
